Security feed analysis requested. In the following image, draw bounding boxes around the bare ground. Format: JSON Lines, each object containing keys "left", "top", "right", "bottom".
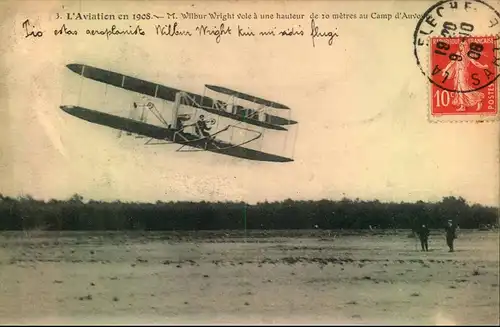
{"left": 0, "top": 230, "right": 498, "bottom": 325}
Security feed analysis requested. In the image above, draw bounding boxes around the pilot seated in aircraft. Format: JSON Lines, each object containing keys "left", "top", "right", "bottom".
{"left": 195, "top": 115, "right": 212, "bottom": 138}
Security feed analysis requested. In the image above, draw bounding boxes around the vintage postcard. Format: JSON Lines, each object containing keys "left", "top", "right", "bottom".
{"left": 0, "top": 0, "right": 499, "bottom": 325}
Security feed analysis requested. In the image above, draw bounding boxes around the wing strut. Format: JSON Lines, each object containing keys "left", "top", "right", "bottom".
{"left": 146, "top": 102, "right": 169, "bottom": 127}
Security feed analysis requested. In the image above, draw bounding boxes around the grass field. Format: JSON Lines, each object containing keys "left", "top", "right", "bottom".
{"left": 0, "top": 230, "right": 498, "bottom": 325}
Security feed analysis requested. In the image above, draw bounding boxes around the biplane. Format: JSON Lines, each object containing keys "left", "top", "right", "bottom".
{"left": 60, "top": 64, "right": 297, "bottom": 162}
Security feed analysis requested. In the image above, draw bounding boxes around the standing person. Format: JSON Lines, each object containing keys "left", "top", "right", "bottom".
{"left": 416, "top": 224, "right": 430, "bottom": 252}
{"left": 445, "top": 219, "right": 457, "bottom": 252}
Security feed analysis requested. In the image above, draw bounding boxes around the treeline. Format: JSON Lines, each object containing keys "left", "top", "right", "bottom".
{"left": 0, "top": 194, "right": 497, "bottom": 231}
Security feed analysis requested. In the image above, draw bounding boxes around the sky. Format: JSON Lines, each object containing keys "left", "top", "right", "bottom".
{"left": 1, "top": 0, "right": 499, "bottom": 206}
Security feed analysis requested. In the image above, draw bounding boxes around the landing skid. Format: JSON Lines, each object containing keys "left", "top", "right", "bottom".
{"left": 143, "top": 138, "right": 171, "bottom": 145}
{"left": 141, "top": 133, "right": 209, "bottom": 152}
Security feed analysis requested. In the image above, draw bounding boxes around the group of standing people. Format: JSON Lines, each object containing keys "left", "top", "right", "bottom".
{"left": 415, "top": 220, "right": 458, "bottom": 252}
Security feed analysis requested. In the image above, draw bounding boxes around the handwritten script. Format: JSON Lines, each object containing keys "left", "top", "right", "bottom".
{"left": 22, "top": 17, "right": 340, "bottom": 47}
{"left": 310, "top": 18, "right": 339, "bottom": 47}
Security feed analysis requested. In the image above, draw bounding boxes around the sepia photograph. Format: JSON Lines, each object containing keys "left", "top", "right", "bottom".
{"left": 0, "top": 0, "right": 499, "bottom": 324}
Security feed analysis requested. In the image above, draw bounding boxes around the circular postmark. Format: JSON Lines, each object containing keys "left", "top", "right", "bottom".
{"left": 413, "top": 0, "right": 500, "bottom": 93}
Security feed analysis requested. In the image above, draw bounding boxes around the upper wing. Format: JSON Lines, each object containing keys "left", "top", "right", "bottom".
{"left": 66, "top": 64, "right": 296, "bottom": 129}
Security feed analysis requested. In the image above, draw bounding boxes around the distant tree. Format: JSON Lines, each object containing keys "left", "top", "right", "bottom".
{"left": 0, "top": 194, "right": 497, "bottom": 231}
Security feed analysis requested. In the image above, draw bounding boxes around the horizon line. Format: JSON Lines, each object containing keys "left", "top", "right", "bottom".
{"left": 1, "top": 193, "right": 498, "bottom": 208}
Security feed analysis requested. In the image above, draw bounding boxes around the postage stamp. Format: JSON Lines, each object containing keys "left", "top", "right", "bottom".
{"left": 429, "top": 36, "right": 498, "bottom": 118}
{"left": 413, "top": 0, "right": 500, "bottom": 122}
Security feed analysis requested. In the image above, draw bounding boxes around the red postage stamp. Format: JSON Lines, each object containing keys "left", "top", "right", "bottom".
{"left": 429, "top": 36, "right": 499, "bottom": 121}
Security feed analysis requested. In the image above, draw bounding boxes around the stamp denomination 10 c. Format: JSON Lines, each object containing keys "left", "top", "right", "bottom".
{"left": 429, "top": 36, "right": 498, "bottom": 120}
